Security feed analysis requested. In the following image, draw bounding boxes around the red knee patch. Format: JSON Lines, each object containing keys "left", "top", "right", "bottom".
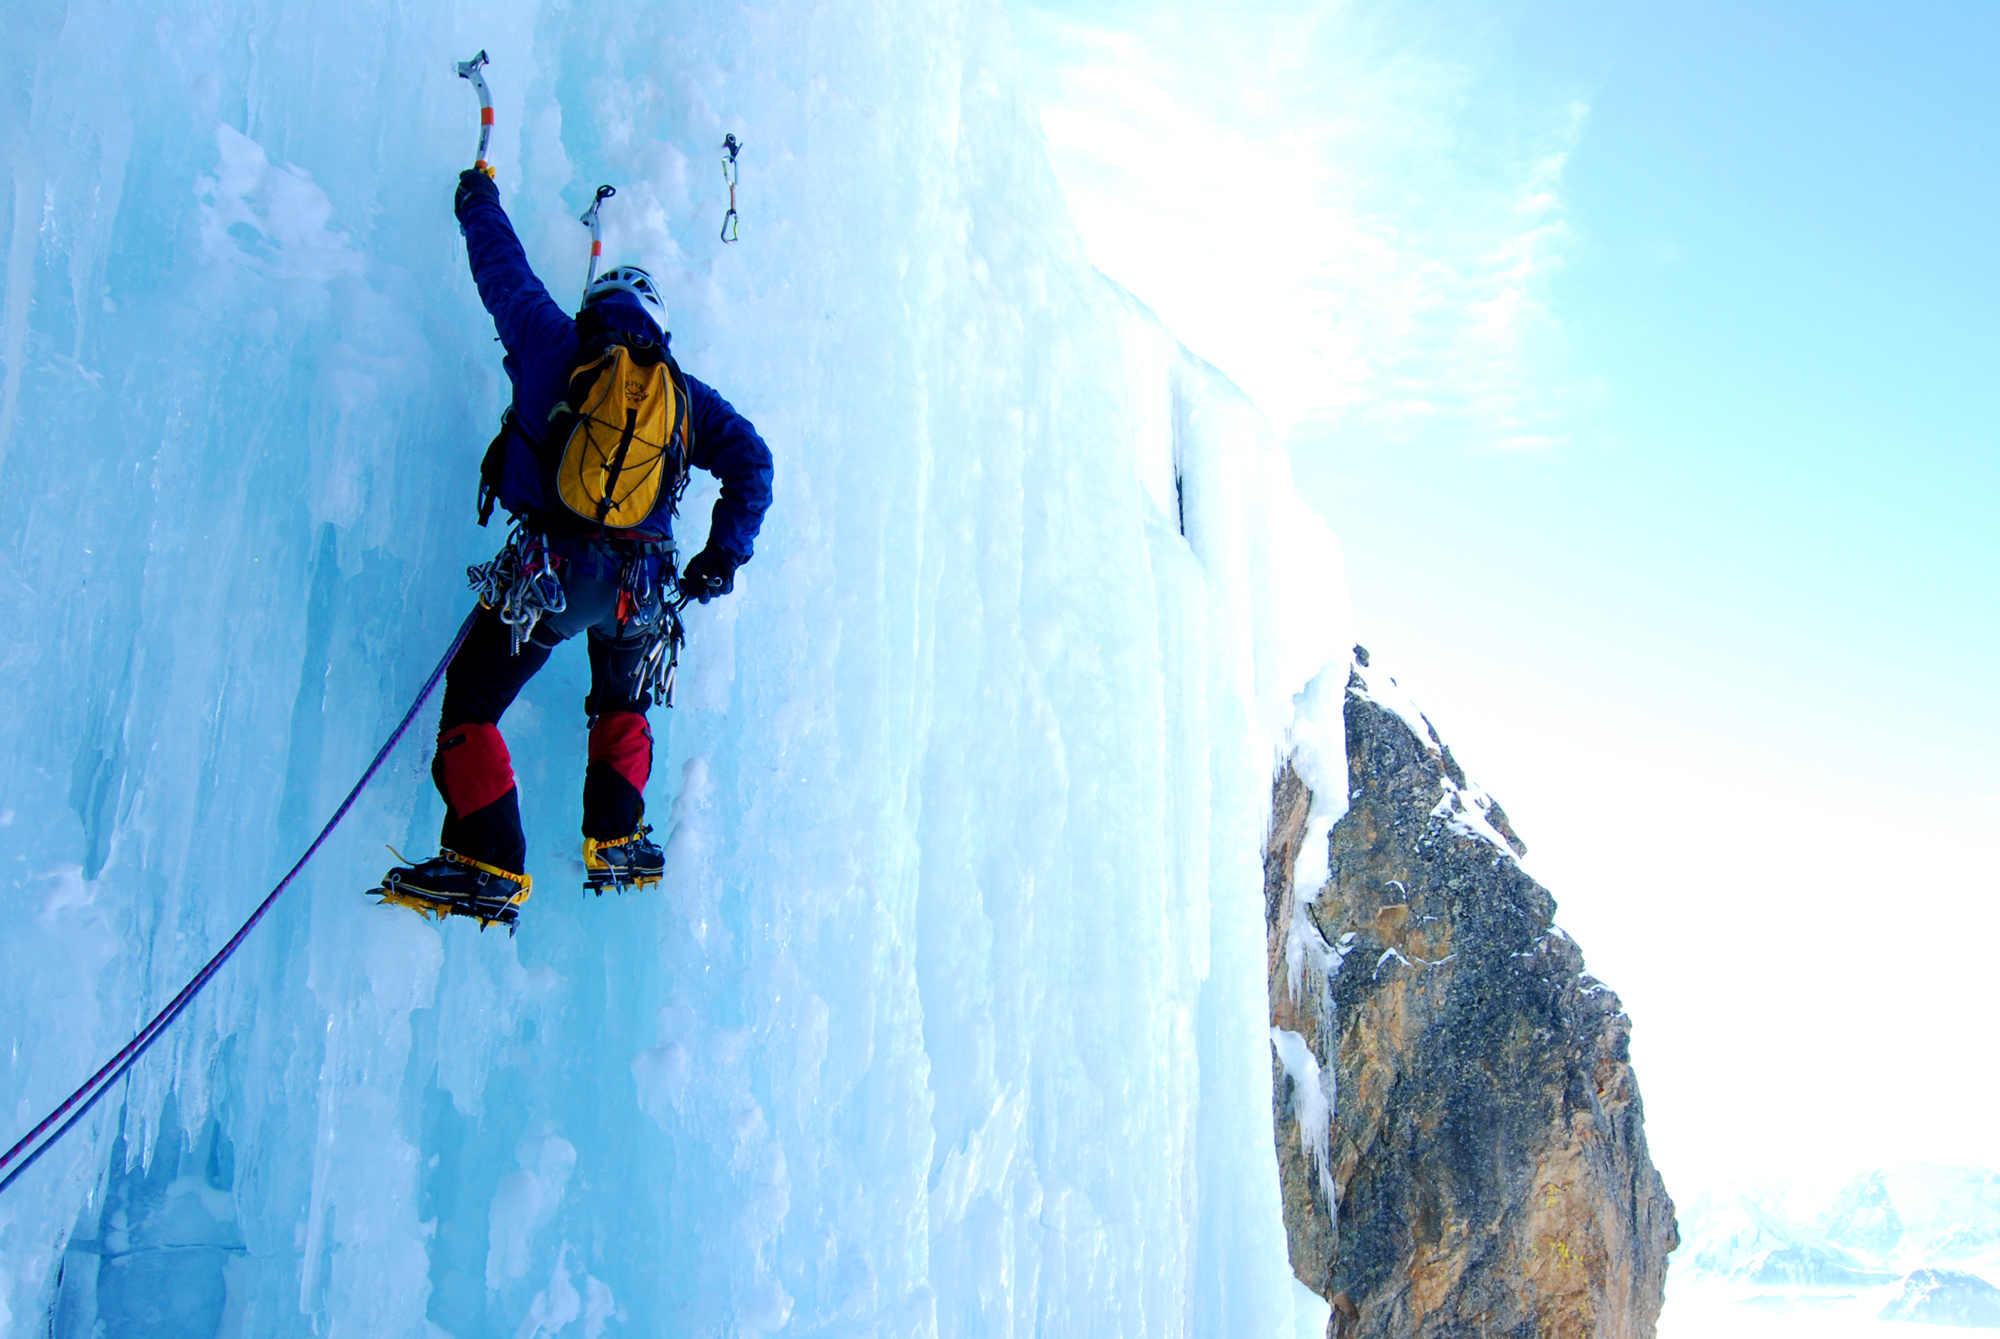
{"left": 436, "top": 723, "right": 515, "bottom": 817}
{"left": 588, "top": 711, "right": 652, "bottom": 791}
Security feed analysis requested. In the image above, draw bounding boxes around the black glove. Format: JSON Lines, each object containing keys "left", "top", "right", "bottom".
{"left": 679, "top": 545, "right": 743, "bottom": 603}
{"left": 455, "top": 166, "right": 499, "bottom": 216}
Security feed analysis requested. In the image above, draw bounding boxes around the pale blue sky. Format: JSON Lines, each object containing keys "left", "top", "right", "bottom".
{"left": 1012, "top": 0, "right": 1998, "bottom": 1189}
{"left": 1343, "top": 0, "right": 1999, "bottom": 779}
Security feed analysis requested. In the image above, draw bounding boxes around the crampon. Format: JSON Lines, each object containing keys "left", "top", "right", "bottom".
{"left": 375, "top": 848, "right": 532, "bottom": 933}
{"left": 583, "top": 826, "right": 664, "bottom": 895}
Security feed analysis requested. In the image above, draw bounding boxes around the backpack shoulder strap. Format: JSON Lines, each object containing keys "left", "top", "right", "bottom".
{"left": 659, "top": 349, "right": 693, "bottom": 458}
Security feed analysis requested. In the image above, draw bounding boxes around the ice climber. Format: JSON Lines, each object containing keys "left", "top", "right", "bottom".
{"left": 377, "top": 168, "right": 772, "bottom": 926}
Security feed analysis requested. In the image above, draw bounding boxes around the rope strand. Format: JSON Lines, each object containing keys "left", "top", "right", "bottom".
{"left": 0, "top": 605, "right": 480, "bottom": 1197}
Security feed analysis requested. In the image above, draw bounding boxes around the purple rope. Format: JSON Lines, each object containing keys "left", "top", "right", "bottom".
{"left": 0, "top": 605, "right": 481, "bottom": 1197}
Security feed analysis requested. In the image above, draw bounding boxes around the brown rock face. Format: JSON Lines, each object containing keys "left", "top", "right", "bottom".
{"left": 1268, "top": 653, "right": 1677, "bottom": 1338}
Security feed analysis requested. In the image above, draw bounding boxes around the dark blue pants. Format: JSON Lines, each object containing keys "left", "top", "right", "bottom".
{"left": 432, "top": 572, "right": 656, "bottom": 874}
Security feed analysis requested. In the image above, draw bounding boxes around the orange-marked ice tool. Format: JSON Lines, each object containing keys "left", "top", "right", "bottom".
{"left": 456, "top": 50, "right": 495, "bottom": 178}
{"left": 579, "top": 184, "right": 616, "bottom": 300}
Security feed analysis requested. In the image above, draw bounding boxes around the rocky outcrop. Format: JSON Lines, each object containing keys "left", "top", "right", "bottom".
{"left": 1268, "top": 649, "right": 1677, "bottom": 1338}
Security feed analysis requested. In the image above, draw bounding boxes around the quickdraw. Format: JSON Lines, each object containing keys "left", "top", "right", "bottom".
{"left": 467, "top": 526, "right": 567, "bottom": 654}
{"left": 720, "top": 134, "right": 742, "bottom": 243}
{"left": 456, "top": 51, "right": 495, "bottom": 178}
{"left": 635, "top": 602, "right": 687, "bottom": 709}
{"left": 615, "top": 548, "right": 689, "bottom": 708}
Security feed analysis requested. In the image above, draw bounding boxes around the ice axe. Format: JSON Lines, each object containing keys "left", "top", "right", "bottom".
{"left": 456, "top": 50, "right": 495, "bottom": 177}
{"left": 579, "top": 183, "right": 615, "bottom": 300}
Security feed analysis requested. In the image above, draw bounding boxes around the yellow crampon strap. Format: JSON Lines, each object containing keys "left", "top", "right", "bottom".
{"left": 442, "top": 848, "right": 533, "bottom": 890}
{"left": 583, "top": 830, "right": 660, "bottom": 889}
{"left": 582, "top": 831, "right": 639, "bottom": 866}
{"left": 375, "top": 849, "right": 532, "bottom": 933}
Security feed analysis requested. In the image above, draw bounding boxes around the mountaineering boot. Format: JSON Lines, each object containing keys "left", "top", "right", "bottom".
{"left": 432, "top": 720, "right": 530, "bottom": 878}
{"left": 583, "top": 826, "right": 664, "bottom": 894}
{"left": 582, "top": 709, "right": 651, "bottom": 836}
{"left": 376, "top": 849, "right": 532, "bottom": 933}
{"left": 581, "top": 706, "right": 656, "bottom": 894}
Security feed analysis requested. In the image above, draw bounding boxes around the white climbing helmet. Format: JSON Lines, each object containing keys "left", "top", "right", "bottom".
{"left": 582, "top": 265, "right": 667, "bottom": 326}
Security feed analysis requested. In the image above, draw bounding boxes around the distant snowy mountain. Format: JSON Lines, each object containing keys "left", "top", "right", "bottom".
{"left": 1819, "top": 1167, "right": 2000, "bottom": 1277}
{"left": 1665, "top": 1166, "right": 2000, "bottom": 1336}
{"left": 1880, "top": 1270, "right": 2000, "bottom": 1328}
{"left": 1677, "top": 1191, "right": 1896, "bottom": 1287}
{"left": 1677, "top": 1165, "right": 2000, "bottom": 1281}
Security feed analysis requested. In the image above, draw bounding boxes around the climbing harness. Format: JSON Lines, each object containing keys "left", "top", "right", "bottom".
{"left": 467, "top": 525, "right": 567, "bottom": 654}
{"left": 466, "top": 529, "right": 685, "bottom": 701}
{"left": 456, "top": 50, "right": 495, "bottom": 178}
{"left": 579, "top": 184, "right": 616, "bottom": 300}
{"left": 720, "top": 134, "right": 742, "bottom": 243}
{"left": 0, "top": 606, "right": 482, "bottom": 1199}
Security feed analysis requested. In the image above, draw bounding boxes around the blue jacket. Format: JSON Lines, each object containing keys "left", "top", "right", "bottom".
{"left": 457, "top": 189, "right": 773, "bottom": 560}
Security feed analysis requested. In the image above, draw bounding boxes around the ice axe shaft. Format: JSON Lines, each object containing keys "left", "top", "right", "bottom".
{"left": 579, "top": 184, "right": 615, "bottom": 299}
{"left": 456, "top": 50, "right": 494, "bottom": 176}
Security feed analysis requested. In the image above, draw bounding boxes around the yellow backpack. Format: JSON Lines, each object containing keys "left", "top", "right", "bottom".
{"left": 553, "top": 325, "right": 690, "bottom": 531}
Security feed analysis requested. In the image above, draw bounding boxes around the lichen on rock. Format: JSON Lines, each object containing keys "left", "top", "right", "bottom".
{"left": 1268, "top": 649, "right": 1678, "bottom": 1338}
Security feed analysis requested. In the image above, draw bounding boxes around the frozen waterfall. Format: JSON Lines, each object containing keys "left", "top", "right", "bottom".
{"left": 0, "top": 0, "right": 1350, "bottom": 1332}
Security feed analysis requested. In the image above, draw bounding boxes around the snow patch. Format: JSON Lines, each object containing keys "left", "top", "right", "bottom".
{"left": 931, "top": 1087, "right": 1028, "bottom": 1227}
{"left": 487, "top": 1136, "right": 578, "bottom": 1291}
{"left": 1288, "top": 658, "right": 1353, "bottom": 836}
{"left": 1429, "top": 775, "right": 1522, "bottom": 861}
{"left": 197, "top": 125, "right": 363, "bottom": 284}
{"left": 1270, "top": 1028, "right": 1336, "bottom": 1205}
{"left": 1353, "top": 653, "right": 1520, "bottom": 861}
{"left": 1348, "top": 657, "right": 1443, "bottom": 754}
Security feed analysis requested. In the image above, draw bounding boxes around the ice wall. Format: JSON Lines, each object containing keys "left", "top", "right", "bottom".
{"left": 0, "top": 0, "right": 1349, "bottom": 1333}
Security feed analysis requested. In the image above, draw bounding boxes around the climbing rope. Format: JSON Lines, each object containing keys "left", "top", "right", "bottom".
{"left": 720, "top": 134, "right": 742, "bottom": 243}
{"left": 0, "top": 605, "right": 481, "bottom": 1198}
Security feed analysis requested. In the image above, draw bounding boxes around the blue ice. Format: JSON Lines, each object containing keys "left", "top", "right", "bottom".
{"left": 0, "top": 0, "right": 1349, "bottom": 1332}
